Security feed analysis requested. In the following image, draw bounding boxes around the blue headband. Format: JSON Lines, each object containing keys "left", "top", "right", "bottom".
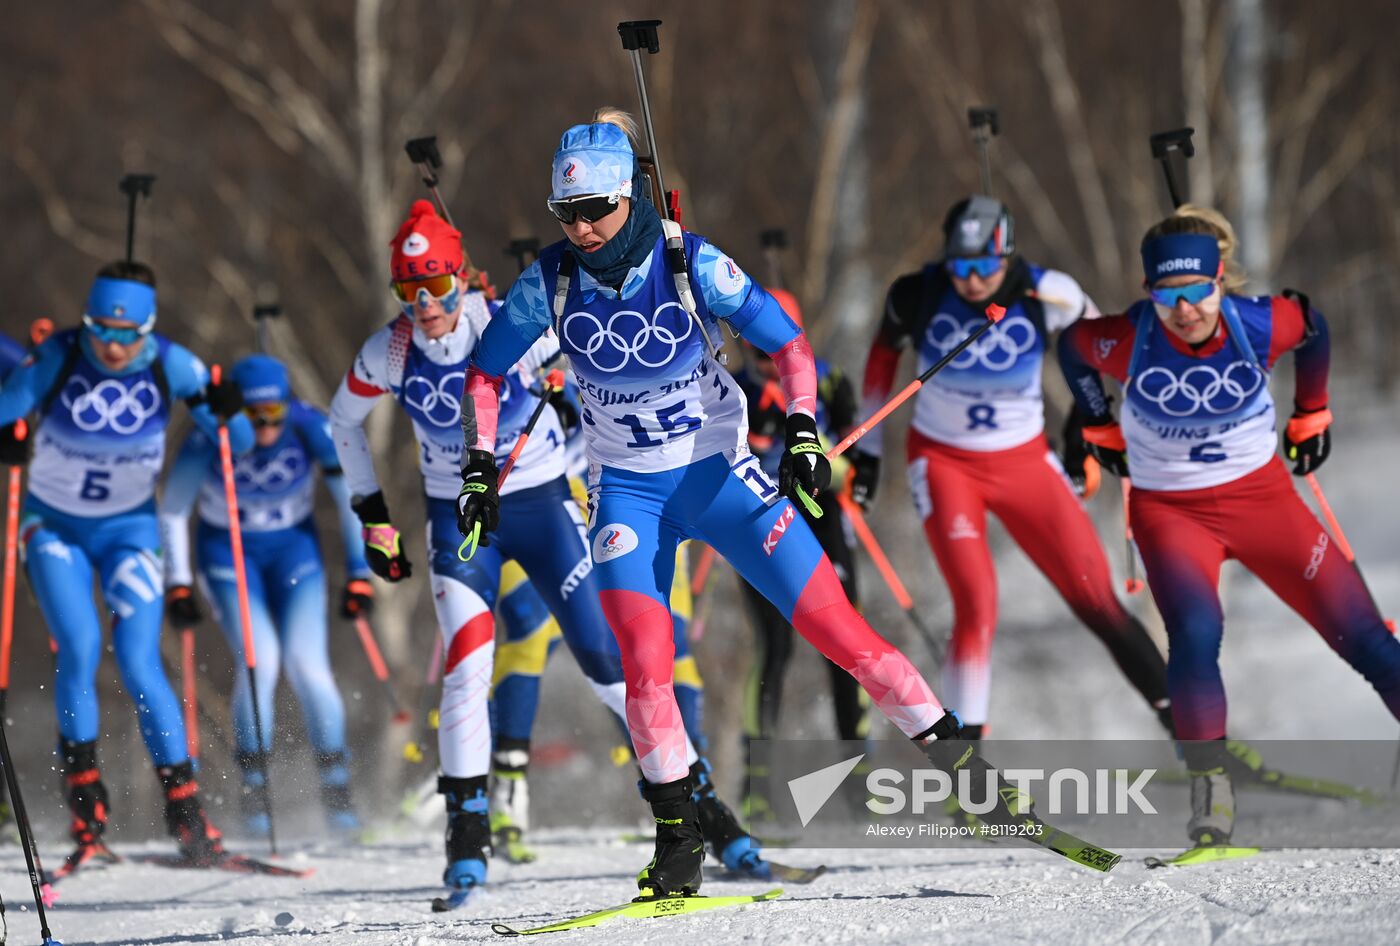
{"left": 1140, "top": 233, "right": 1220, "bottom": 284}
{"left": 232, "top": 353, "right": 290, "bottom": 404}
{"left": 85, "top": 277, "right": 157, "bottom": 328}
{"left": 551, "top": 123, "right": 636, "bottom": 202}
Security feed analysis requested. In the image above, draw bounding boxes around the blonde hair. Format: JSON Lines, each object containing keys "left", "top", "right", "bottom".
{"left": 1142, "top": 204, "right": 1248, "bottom": 292}
{"left": 591, "top": 106, "right": 640, "bottom": 145}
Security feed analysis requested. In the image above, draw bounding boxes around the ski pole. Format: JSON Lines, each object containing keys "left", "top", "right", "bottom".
{"left": 1121, "top": 479, "right": 1144, "bottom": 594}
{"left": 0, "top": 422, "right": 61, "bottom": 942}
{"left": 211, "top": 364, "right": 278, "bottom": 855}
{"left": 458, "top": 370, "right": 567, "bottom": 562}
{"left": 403, "top": 633, "right": 443, "bottom": 764}
{"left": 827, "top": 304, "right": 1007, "bottom": 461}
{"left": 118, "top": 173, "right": 156, "bottom": 263}
{"left": 0, "top": 420, "right": 25, "bottom": 715}
{"left": 1149, "top": 128, "right": 1195, "bottom": 210}
{"left": 1304, "top": 473, "right": 1394, "bottom": 632}
{"left": 968, "top": 106, "right": 999, "bottom": 195}
{"left": 685, "top": 543, "right": 719, "bottom": 643}
{"left": 836, "top": 490, "right": 946, "bottom": 662}
{"left": 351, "top": 612, "right": 411, "bottom": 724}
{"left": 180, "top": 623, "right": 200, "bottom": 762}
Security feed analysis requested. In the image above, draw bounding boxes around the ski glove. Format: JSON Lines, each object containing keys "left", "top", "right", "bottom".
{"left": 165, "top": 585, "right": 203, "bottom": 626}
{"left": 202, "top": 377, "right": 246, "bottom": 423}
{"left": 0, "top": 423, "right": 31, "bottom": 466}
{"left": 1080, "top": 417, "right": 1129, "bottom": 478}
{"left": 778, "top": 412, "right": 830, "bottom": 517}
{"left": 848, "top": 450, "right": 880, "bottom": 511}
{"left": 340, "top": 578, "right": 375, "bottom": 619}
{"left": 1060, "top": 409, "right": 1102, "bottom": 499}
{"left": 456, "top": 449, "right": 501, "bottom": 558}
{"left": 351, "top": 491, "right": 412, "bottom": 582}
{"left": 548, "top": 386, "right": 580, "bottom": 433}
{"left": 1284, "top": 407, "right": 1332, "bottom": 476}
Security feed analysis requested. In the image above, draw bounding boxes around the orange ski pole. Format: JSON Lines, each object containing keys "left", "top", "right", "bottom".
{"left": 180, "top": 625, "right": 199, "bottom": 760}
{"left": 1306, "top": 473, "right": 1394, "bottom": 632}
{"left": 352, "top": 613, "right": 411, "bottom": 723}
{"left": 1121, "top": 479, "right": 1144, "bottom": 594}
{"left": 1, "top": 420, "right": 26, "bottom": 708}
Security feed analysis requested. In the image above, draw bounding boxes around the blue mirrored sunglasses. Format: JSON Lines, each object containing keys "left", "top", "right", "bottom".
{"left": 1149, "top": 281, "right": 1217, "bottom": 308}
{"left": 83, "top": 314, "right": 152, "bottom": 345}
{"left": 945, "top": 256, "right": 1004, "bottom": 279}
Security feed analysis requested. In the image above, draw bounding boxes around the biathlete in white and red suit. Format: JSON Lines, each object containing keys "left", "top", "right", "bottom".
{"left": 850, "top": 196, "right": 1171, "bottom": 738}
{"left": 1058, "top": 205, "right": 1400, "bottom": 845}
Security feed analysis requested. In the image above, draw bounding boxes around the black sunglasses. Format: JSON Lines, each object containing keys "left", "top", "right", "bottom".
{"left": 546, "top": 194, "right": 623, "bottom": 225}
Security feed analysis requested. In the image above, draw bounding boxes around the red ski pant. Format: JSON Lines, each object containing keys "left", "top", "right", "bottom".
{"left": 907, "top": 430, "right": 1167, "bottom": 727}
{"left": 1130, "top": 458, "right": 1400, "bottom": 740}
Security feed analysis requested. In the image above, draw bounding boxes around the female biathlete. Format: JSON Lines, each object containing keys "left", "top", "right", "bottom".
{"left": 849, "top": 197, "right": 1172, "bottom": 738}
{"left": 1058, "top": 205, "right": 1400, "bottom": 846}
{"left": 328, "top": 200, "right": 762, "bottom": 901}
{"left": 160, "top": 354, "right": 370, "bottom": 835}
{"left": 0, "top": 261, "right": 249, "bottom": 870}
{"left": 455, "top": 112, "right": 1032, "bottom": 898}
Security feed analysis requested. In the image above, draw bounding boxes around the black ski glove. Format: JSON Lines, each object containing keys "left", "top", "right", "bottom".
{"left": 0, "top": 423, "right": 32, "bottom": 466}
{"left": 848, "top": 450, "right": 880, "bottom": 511}
{"left": 203, "top": 377, "right": 245, "bottom": 423}
{"left": 548, "top": 387, "right": 580, "bottom": 433}
{"left": 1284, "top": 407, "right": 1332, "bottom": 476}
{"left": 1060, "top": 409, "right": 1102, "bottom": 498}
{"left": 165, "top": 585, "right": 203, "bottom": 626}
{"left": 351, "top": 491, "right": 412, "bottom": 582}
{"left": 456, "top": 449, "right": 501, "bottom": 549}
{"left": 340, "top": 578, "right": 375, "bottom": 618}
{"left": 1080, "top": 414, "right": 1129, "bottom": 478}
{"left": 778, "top": 413, "right": 830, "bottom": 512}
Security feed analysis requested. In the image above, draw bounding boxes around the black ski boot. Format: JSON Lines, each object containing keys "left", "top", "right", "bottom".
{"left": 60, "top": 738, "right": 117, "bottom": 872}
{"left": 159, "top": 760, "right": 225, "bottom": 866}
{"left": 440, "top": 775, "right": 489, "bottom": 891}
{"left": 317, "top": 750, "right": 360, "bottom": 834}
{"left": 918, "top": 712, "right": 1037, "bottom": 829}
{"left": 236, "top": 750, "right": 272, "bottom": 838}
{"left": 637, "top": 774, "right": 703, "bottom": 899}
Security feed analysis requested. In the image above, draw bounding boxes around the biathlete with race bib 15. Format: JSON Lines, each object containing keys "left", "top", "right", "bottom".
{"left": 1058, "top": 205, "right": 1400, "bottom": 852}
{"left": 455, "top": 110, "right": 1124, "bottom": 902}
{"left": 849, "top": 197, "right": 1172, "bottom": 740}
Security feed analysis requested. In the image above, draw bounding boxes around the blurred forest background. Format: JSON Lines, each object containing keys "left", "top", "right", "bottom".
{"left": 0, "top": 0, "right": 1397, "bottom": 838}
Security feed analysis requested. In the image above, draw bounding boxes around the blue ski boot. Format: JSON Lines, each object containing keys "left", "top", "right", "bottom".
{"left": 317, "top": 751, "right": 360, "bottom": 834}
{"left": 433, "top": 775, "right": 489, "bottom": 912}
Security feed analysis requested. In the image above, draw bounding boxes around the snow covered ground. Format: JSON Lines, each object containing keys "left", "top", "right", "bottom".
{"left": 4, "top": 829, "right": 1398, "bottom": 946}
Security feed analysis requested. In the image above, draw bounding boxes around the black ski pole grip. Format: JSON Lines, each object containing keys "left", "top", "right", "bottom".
{"left": 1149, "top": 127, "right": 1195, "bottom": 160}
{"left": 760, "top": 228, "right": 789, "bottom": 249}
{"left": 618, "top": 20, "right": 662, "bottom": 53}
{"left": 253, "top": 304, "right": 282, "bottom": 321}
{"left": 405, "top": 136, "right": 444, "bottom": 168}
{"left": 968, "top": 106, "right": 1000, "bottom": 135}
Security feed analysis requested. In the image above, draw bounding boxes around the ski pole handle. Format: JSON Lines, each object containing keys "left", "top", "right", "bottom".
{"left": 828, "top": 305, "right": 1006, "bottom": 460}
{"left": 1, "top": 419, "right": 26, "bottom": 695}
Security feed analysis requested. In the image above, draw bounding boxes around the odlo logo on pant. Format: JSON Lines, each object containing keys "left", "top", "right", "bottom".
{"left": 1304, "top": 532, "right": 1329, "bottom": 580}
{"left": 763, "top": 505, "right": 796, "bottom": 556}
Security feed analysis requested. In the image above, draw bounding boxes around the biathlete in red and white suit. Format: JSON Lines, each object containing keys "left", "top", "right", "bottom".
{"left": 850, "top": 196, "right": 1171, "bottom": 737}
{"left": 1057, "top": 208, "right": 1400, "bottom": 843}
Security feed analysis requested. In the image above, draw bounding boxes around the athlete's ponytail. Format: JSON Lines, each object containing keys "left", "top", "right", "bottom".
{"left": 591, "top": 107, "right": 640, "bottom": 145}
{"left": 1142, "top": 205, "right": 1247, "bottom": 293}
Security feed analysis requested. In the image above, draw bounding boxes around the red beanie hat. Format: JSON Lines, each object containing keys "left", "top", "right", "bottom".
{"left": 389, "top": 200, "right": 464, "bottom": 281}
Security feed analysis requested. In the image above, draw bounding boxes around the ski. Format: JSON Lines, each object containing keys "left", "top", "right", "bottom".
{"left": 765, "top": 861, "right": 826, "bottom": 884}
{"left": 130, "top": 851, "right": 314, "bottom": 878}
{"left": 1144, "top": 844, "right": 1261, "bottom": 868}
{"left": 490, "top": 887, "right": 783, "bottom": 936}
{"left": 1141, "top": 766, "right": 1384, "bottom": 805}
{"left": 431, "top": 885, "right": 477, "bottom": 913}
{"left": 48, "top": 840, "right": 121, "bottom": 885}
{"left": 1024, "top": 822, "right": 1123, "bottom": 872}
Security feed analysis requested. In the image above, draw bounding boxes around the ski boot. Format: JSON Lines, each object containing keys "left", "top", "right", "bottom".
{"left": 59, "top": 739, "right": 118, "bottom": 874}
{"left": 1183, "top": 742, "right": 1237, "bottom": 847}
{"left": 919, "top": 712, "right": 1038, "bottom": 830}
{"left": 441, "top": 775, "right": 490, "bottom": 894}
{"left": 638, "top": 773, "right": 703, "bottom": 899}
{"left": 489, "top": 742, "right": 536, "bottom": 864}
{"left": 236, "top": 750, "right": 272, "bottom": 838}
{"left": 934, "top": 723, "right": 986, "bottom": 833}
{"left": 159, "top": 760, "right": 225, "bottom": 866}
{"left": 692, "top": 759, "right": 767, "bottom": 877}
{"left": 317, "top": 750, "right": 360, "bottom": 834}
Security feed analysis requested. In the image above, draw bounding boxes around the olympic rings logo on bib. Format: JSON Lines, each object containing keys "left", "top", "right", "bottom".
{"left": 234, "top": 446, "right": 307, "bottom": 491}
{"left": 926, "top": 312, "right": 1036, "bottom": 371}
{"left": 403, "top": 371, "right": 466, "bottom": 427}
{"left": 562, "top": 302, "right": 694, "bottom": 373}
{"left": 61, "top": 376, "right": 162, "bottom": 434}
{"left": 1133, "top": 361, "right": 1265, "bottom": 417}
